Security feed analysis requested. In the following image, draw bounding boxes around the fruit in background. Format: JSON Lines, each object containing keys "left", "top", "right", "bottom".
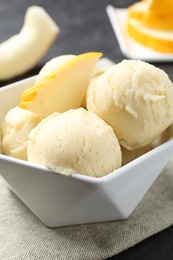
{"left": 127, "top": 18, "right": 173, "bottom": 53}
{"left": 146, "top": 0, "right": 173, "bottom": 15}
{"left": 127, "top": 0, "right": 173, "bottom": 52}
{"left": 0, "top": 6, "right": 59, "bottom": 80}
{"left": 19, "top": 52, "right": 102, "bottom": 118}
{"left": 128, "top": 1, "right": 173, "bottom": 30}
{"left": 127, "top": 1, "right": 147, "bottom": 20}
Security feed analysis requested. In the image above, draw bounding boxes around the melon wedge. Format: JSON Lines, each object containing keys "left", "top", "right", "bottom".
{"left": 146, "top": 0, "right": 173, "bottom": 15}
{"left": 127, "top": 2, "right": 147, "bottom": 20}
{"left": 0, "top": 6, "right": 59, "bottom": 81}
{"left": 127, "top": 17, "right": 173, "bottom": 53}
{"left": 128, "top": 2, "right": 173, "bottom": 30}
{"left": 19, "top": 52, "right": 102, "bottom": 118}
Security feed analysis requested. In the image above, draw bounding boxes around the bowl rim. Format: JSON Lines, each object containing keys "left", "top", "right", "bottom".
{"left": 1, "top": 138, "right": 173, "bottom": 184}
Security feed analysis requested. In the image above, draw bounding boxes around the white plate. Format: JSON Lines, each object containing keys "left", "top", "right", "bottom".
{"left": 0, "top": 77, "right": 173, "bottom": 227}
{"left": 106, "top": 5, "right": 173, "bottom": 62}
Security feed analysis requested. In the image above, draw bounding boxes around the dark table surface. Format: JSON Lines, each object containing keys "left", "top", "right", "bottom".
{"left": 1, "top": 0, "right": 173, "bottom": 259}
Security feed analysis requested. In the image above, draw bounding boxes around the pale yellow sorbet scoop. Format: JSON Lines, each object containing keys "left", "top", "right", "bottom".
{"left": 1, "top": 106, "right": 41, "bottom": 160}
{"left": 87, "top": 60, "right": 173, "bottom": 150}
{"left": 27, "top": 108, "right": 122, "bottom": 177}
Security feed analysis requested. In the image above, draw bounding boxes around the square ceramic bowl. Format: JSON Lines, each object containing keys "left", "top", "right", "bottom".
{"left": 1, "top": 77, "right": 173, "bottom": 227}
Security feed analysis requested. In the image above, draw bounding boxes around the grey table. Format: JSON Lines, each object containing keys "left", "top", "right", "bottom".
{"left": 0, "top": 0, "right": 173, "bottom": 259}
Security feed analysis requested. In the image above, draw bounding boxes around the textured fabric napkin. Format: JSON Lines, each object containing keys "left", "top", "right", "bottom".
{"left": 0, "top": 158, "right": 173, "bottom": 260}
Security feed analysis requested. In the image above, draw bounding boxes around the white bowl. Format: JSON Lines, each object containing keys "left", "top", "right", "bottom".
{"left": 0, "top": 77, "right": 173, "bottom": 227}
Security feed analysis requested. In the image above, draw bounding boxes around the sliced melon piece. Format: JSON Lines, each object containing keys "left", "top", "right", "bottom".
{"left": 19, "top": 52, "right": 102, "bottom": 118}
{"left": 0, "top": 6, "right": 59, "bottom": 80}
{"left": 127, "top": 17, "right": 173, "bottom": 53}
{"left": 142, "top": 12, "right": 173, "bottom": 30}
{"left": 146, "top": 0, "right": 173, "bottom": 15}
{"left": 127, "top": 1, "right": 173, "bottom": 30}
{"left": 127, "top": 2, "right": 147, "bottom": 20}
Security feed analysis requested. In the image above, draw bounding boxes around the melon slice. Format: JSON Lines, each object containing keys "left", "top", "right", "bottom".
{"left": 19, "top": 52, "right": 102, "bottom": 118}
{"left": 146, "top": 0, "right": 173, "bottom": 15}
{"left": 0, "top": 6, "right": 59, "bottom": 80}
{"left": 127, "top": 1, "right": 173, "bottom": 30}
{"left": 127, "top": 17, "right": 173, "bottom": 53}
{"left": 127, "top": 2, "right": 147, "bottom": 20}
